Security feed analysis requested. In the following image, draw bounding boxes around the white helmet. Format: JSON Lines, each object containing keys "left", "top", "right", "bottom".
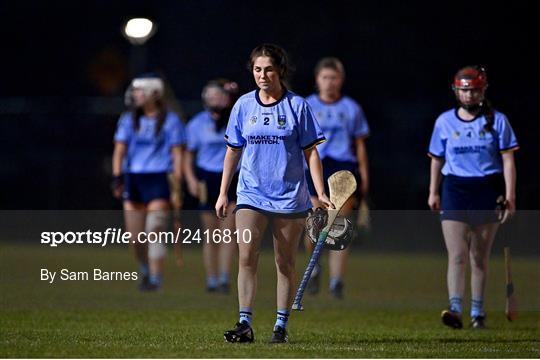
{"left": 124, "top": 73, "right": 164, "bottom": 106}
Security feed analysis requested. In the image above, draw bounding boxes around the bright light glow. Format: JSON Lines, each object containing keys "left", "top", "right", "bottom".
{"left": 123, "top": 18, "right": 157, "bottom": 45}
{"left": 124, "top": 18, "right": 154, "bottom": 39}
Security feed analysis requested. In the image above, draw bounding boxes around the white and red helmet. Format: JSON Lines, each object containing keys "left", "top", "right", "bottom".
{"left": 452, "top": 66, "right": 488, "bottom": 90}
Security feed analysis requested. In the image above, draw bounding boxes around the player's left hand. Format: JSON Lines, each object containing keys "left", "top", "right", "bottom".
{"left": 111, "top": 175, "right": 124, "bottom": 199}
{"left": 501, "top": 197, "right": 516, "bottom": 224}
{"left": 318, "top": 194, "right": 335, "bottom": 209}
{"left": 215, "top": 194, "right": 229, "bottom": 219}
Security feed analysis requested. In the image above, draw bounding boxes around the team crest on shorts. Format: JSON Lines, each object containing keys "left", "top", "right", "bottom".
{"left": 278, "top": 115, "right": 287, "bottom": 126}
{"left": 249, "top": 116, "right": 257, "bottom": 125}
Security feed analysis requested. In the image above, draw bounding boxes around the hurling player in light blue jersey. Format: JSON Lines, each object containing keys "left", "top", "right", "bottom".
{"left": 112, "top": 74, "right": 185, "bottom": 292}
{"left": 184, "top": 78, "right": 240, "bottom": 294}
{"left": 303, "top": 57, "right": 370, "bottom": 299}
{"left": 217, "top": 44, "right": 332, "bottom": 344}
{"left": 428, "top": 66, "right": 518, "bottom": 330}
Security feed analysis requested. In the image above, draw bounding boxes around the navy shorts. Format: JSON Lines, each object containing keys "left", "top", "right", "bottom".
{"left": 440, "top": 174, "right": 504, "bottom": 226}
{"left": 305, "top": 157, "right": 361, "bottom": 199}
{"left": 196, "top": 167, "right": 238, "bottom": 210}
{"left": 123, "top": 172, "right": 170, "bottom": 204}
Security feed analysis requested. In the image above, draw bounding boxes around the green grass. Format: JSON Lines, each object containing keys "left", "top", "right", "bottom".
{"left": 1, "top": 244, "right": 539, "bottom": 357}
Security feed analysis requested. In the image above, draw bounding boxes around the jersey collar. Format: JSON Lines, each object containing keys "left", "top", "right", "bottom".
{"left": 255, "top": 88, "right": 288, "bottom": 107}
{"left": 454, "top": 107, "right": 482, "bottom": 123}
{"left": 316, "top": 94, "right": 343, "bottom": 105}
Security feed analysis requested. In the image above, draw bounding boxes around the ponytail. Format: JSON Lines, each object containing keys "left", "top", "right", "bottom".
{"left": 481, "top": 98, "right": 495, "bottom": 132}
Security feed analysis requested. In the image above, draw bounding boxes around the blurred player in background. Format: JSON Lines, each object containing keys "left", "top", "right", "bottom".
{"left": 428, "top": 66, "right": 518, "bottom": 329}
{"left": 184, "top": 78, "right": 240, "bottom": 293}
{"left": 112, "top": 73, "right": 186, "bottom": 291}
{"left": 216, "top": 44, "right": 332, "bottom": 343}
{"left": 304, "top": 57, "right": 370, "bottom": 299}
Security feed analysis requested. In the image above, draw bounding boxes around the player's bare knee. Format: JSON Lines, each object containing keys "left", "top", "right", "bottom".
{"left": 470, "top": 254, "right": 488, "bottom": 270}
{"left": 275, "top": 257, "right": 295, "bottom": 276}
{"left": 148, "top": 242, "right": 167, "bottom": 260}
{"left": 239, "top": 252, "right": 258, "bottom": 269}
{"left": 239, "top": 263, "right": 258, "bottom": 276}
{"left": 146, "top": 210, "right": 169, "bottom": 233}
{"left": 450, "top": 252, "right": 467, "bottom": 266}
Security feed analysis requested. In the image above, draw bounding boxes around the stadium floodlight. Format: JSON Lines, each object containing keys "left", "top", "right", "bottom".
{"left": 123, "top": 18, "right": 156, "bottom": 45}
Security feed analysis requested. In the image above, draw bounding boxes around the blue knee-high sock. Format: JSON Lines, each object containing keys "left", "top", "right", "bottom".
{"left": 449, "top": 296, "right": 463, "bottom": 314}
{"left": 239, "top": 307, "right": 252, "bottom": 326}
{"left": 139, "top": 262, "right": 149, "bottom": 278}
{"left": 206, "top": 275, "right": 218, "bottom": 289}
{"left": 219, "top": 272, "right": 229, "bottom": 286}
{"left": 149, "top": 273, "right": 162, "bottom": 287}
{"left": 329, "top": 277, "right": 342, "bottom": 290}
{"left": 471, "top": 299, "right": 485, "bottom": 317}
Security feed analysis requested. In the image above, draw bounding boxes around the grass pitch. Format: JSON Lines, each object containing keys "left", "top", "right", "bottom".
{"left": 1, "top": 243, "right": 539, "bottom": 357}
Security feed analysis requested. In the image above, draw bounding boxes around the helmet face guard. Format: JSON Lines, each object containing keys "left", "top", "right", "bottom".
{"left": 201, "top": 79, "right": 239, "bottom": 110}
{"left": 452, "top": 66, "right": 488, "bottom": 110}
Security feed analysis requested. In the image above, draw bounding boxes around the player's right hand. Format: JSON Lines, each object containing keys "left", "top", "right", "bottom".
{"left": 428, "top": 193, "right": 440, "bottom": 211}
{"left": 215, "top": 194, "right": 229, "bottom": 219}
{"left": 318, "top": 194, "right": 335, "bottom": 209}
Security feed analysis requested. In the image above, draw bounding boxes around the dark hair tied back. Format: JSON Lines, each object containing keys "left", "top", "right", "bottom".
{"left": 481, "top": 98, "right": 495, "bottom": 132}
{"left": 132, "top": 100, "right": 167, "bottom": 137}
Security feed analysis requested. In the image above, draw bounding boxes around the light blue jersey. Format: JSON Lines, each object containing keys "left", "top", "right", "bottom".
{"left": 186, "top": 111, "right": 228, "bottom": 173}
{"left": 114, "top": 111, "right": 186, "bottom": 173}
{"left": 429, "top": 109, "right": 518, "bottom": 177}
{"left": 225, "top": 89, "right": 326, "bottom": 213}
{"left": 306, "top": 95, "right": 369, "bottom": 162}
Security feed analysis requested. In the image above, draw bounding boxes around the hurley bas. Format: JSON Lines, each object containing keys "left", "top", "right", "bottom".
{"left": 41, "top": 268, "right": 138, "bottom": 284}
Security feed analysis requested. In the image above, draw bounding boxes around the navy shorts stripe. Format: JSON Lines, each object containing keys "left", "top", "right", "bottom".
{"left": 234, "top": 204, "right": 310, "bottom": 219}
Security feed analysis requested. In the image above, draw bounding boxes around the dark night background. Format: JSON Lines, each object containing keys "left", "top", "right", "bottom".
{"left": 0, "top": 1, "right": 538, "bottom": 210}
